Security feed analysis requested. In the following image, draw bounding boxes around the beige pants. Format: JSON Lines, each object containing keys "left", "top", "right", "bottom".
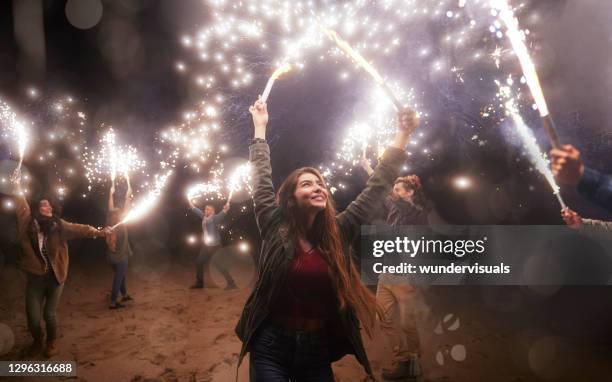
{"left": 377, "top": 276, "right": 420, "bottom": 362}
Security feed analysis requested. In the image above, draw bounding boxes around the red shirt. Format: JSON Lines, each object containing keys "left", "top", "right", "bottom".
{"left": 271, "top": 247, "right": 336, "bottom": 320}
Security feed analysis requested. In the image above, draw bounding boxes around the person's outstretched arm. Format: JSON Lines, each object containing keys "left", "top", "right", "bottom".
{"left": 62, "top": 220, "right": 105, "bottom": 240}
{"left": 336, "top": 108, "right": 417, "bottom": 243}
{"left": 248, "top": 97, "right": 278, "bottom": 237}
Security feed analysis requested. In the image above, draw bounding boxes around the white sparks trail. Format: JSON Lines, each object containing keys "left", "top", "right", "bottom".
{"left": 319, "top": 26, "right": 403, "bottom": 110}
{"left": 227, "top": 162, "right": 253, "bottom": 201}
{"left": 491, "top": 0, "right": 549, "bottom": 117}
{"left": 498, "top": 83, "right": 566, "bottom": 209}
{"left": 113, "top": 170, "right": 173, "bottom": 229}
{"left": 0, "top": 99, "right": 30, "bottom": 170}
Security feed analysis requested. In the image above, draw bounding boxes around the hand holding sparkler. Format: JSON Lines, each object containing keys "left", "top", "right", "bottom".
{"left": 249, "top": 97, "right": 268, "bottom": 139}
{"left": 550, "top": 145, "right": 584, "bottom": 187}
{"left": 391, "top": 107, "right": 419, "bottom": 149}
{"left": 561, "top": 207, "right": 582, "bottom": 229}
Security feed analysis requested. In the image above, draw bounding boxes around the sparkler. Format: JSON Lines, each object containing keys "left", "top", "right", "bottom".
{"left": 83, "top": 128, "right": 146, "bottom": 188}
{"left": 186, "top": 180, "right": 224, "bottom": 203}
{"left": 227, "top": 163, "right": 252, "bottom": 201}
{"left": 498, "top": 84, "right": 566, "bottom": 209}
{"left": 320, "top": 26, "right": 403, "bottom": 111}
{"left": 491, "top": 0, "right": 560, "bottom": 148}
{"left": 1, "top": 99, "right": 30, "bottom": 172}
{"left": 261, "top": 63, "right": 292, "bottom": 103}
{"left": 112, "top": 170, "right": 173, "bottom": 229}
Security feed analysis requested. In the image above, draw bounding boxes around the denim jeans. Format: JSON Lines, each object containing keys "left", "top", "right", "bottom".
{"left": 25, "top": 272, "right": 64, "bottom": 342}
{"left": 249, "top": 324, "right": 335, "bottom": 382}
{"left": 110, "top": 258, "right": 128, "bottom": 303}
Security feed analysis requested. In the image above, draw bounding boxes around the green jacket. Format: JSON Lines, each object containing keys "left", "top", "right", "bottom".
{"left": 235, "top": 142, "right": 407, "bottom": 377}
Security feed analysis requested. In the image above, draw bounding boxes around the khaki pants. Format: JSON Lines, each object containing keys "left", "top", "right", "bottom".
{"left": 377, "top": 276, "right": 420, "bottom": 362}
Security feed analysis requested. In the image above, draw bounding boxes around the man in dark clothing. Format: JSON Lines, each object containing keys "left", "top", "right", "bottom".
{"left": 188, "top": 201, "right": 237, "bottom": 290}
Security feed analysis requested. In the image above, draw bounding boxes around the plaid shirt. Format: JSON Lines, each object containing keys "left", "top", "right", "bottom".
{"left": 577, "top": 167, "right": 612, "bottom": 213}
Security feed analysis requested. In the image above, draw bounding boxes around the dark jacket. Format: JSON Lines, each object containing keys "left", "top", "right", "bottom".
{"left": 235, "top": 142, "right": 407, "bottom": 376}
{"left": 384, "top": 197, "right": 429, "bottom": 226}
{"left": 577, "top": 167, "right": 612, "bottom": 213}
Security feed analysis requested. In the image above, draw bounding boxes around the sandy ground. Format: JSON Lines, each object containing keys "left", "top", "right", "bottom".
{"left": 2, "top": 251, "right": 612, "bottom": 382}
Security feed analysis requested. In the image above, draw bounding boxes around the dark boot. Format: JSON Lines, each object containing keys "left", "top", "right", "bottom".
{"left": 382, "top": 355, "right": 422, "bottom": 381}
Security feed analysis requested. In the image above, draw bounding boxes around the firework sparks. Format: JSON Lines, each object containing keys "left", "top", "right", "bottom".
{"left": 186, "top": 179, "right": 224, "bottom": 203}
{"left": 112, "top": 170, "right": 173, "bottom": 229}
{"left": 498, "top": 83, "right": 566, "bottom": 209}
{"left": 227, "top": 163, "right": 252, "bottom": 201}
{"left": 0, "top": 99, "right": 30, "bottom": 170}
{"left": 83, "top": 128, "right": 146, "bottom": 188}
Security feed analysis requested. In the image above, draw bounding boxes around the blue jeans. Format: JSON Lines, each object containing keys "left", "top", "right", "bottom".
{"left": 249, "top": 324, "right": 335, "bottom": 382}
{"left": 26, "top": 273, "right": 64, "bottom": 342}
{"left": 110, "top": 259, "right": 128, "bottom": 303}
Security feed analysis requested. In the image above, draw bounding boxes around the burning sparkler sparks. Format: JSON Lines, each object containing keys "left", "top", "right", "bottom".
{"left": 83, "top": 128, "right": 146, "bottom": 188}
{"left": 112, "top": 170, "right": 173, "bottom": 229}
{"left": 1, "top": 99, "right": 30, "bottom": 171}
{"left": 227, "top": 163, "right": 253, "bottom": 202}
{"left": 497, "top": 82, "right": 566, "bottom": 209}
{"left": 490, "top": 0, "right": 560, "bottom": 148}
{"left": 186, "top": 179, "right": 225, "bottom": 203}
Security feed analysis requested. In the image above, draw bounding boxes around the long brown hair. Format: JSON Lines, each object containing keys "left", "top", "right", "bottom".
{"left": 276, "top": 167, "right": 382, "bottom": 334}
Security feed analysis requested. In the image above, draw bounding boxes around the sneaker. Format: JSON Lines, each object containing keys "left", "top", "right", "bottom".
{"left": 382, "top": 356, "right": 422, "bottom": 380}
{"left": 190, "top": 283, "right": 204, "bottom": 289}
{"left": 109, "top": 302, "right": 126, "bottom": 309}
{"left": 44, "top": 341, "right": 59, "bottom": 358}
{"left": 121, "top": 295, "right": 134, "bottom": 302}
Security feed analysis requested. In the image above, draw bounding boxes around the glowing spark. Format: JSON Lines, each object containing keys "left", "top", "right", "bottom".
{"left": 453, "top": 176, "right": 472, "bottom": 190}
{"left": 498, "top": 84, "right": 566, "bottom": 209}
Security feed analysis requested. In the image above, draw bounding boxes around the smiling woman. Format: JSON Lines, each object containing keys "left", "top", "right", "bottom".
{"left": 235, "top": 96, "right": 419, "bottom": 381}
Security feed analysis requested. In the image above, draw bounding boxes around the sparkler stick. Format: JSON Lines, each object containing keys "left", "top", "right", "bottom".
{"left": 492, "top": 0, "right": 561, "bottom": 148}
{"left": 320, "top": 26, "right": 403, "bottom": 111}
{"left": 261, "top": 63, "right": 292, "bottom": 103}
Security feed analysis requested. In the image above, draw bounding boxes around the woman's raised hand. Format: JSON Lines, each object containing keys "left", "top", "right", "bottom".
{"left": 249, "top": 96, "right": 268, "bottom": 139}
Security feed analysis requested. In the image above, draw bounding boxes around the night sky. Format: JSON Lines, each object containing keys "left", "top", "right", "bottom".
{"left": 1, "top": 0, "right": 612, "bottom": 264}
